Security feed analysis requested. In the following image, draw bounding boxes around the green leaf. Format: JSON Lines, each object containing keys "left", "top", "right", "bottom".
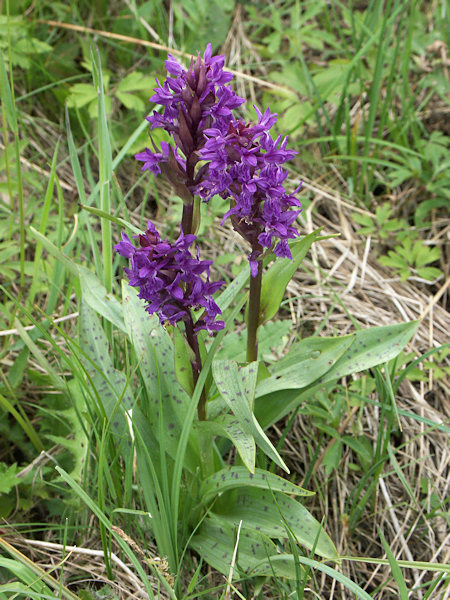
{"left": 190, "top": 517, "right": 279, "bottom": 579}
{"left": 80, "top": 267, "right": 126, "bottom": 332}
{"left": 0, "top": 53, "right": 17, "bottom": 133}
{"left": 318, "top": 321, "right": 420, "bottom": 386}
{"left": 66, "top": 83, "right": 97, "bottom": 109}
{"left": 116, "top": 91, "right": 145, "bottom": 111}
{"left": 199, "top": 467, "right": 312, "bottom": 506}
{"left": 197, "top": 416, "right": 256, "bottom": 472}
{"left": 173, "top": 327, "right": 195, "bottom": 395}
{"left": 259, "top": 229, "right": 323, "bottom": 324}
{"left": 212, "top": 360, "right": 289, "bottom": 472}
{"left": 213, "top": 487, "right": 337, "bottom": 559}
{"left": 117, "top": 72, "right": 153, "bottom": 92}
{"left": 46, "top": 402, "right": 87, "bottom": 482}
{"left": 379, "top": 529, "right": 409, "bottom": 600}
{"left": 79, "top": 299, "right": 135, "bottom": 440}
{"left": 7, "top": 347, "right": 29, "bottom": 388}
{"left": 0, "top": 463, "right": 20, "bottom": 494}
{"left": 416, "top": 266, "right": 442, "bottom": 281}
{"left": 255, "top": 321, "right": 419, "bottom": 428}
{"left": 256, "top": 335, "right": 352, "bottom": 396}
{"left": 121, "top": 283, "right": 200, "bottom": 471}
{"left": 322, "top": 439, "right": 342, "bottom": 477}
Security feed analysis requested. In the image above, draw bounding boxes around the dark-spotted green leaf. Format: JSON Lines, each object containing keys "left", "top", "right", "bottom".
{"left": 173, "top": 326, "right": 195, "bottom": 395}
{"left": 190, "top": 517, "right": 278, "bottom": 579}
{"left": 122, "top": 283, "right": 200, "bottom": 470}
{"left": 212, "top": 487, "right": 337, "bottom": 559}
{"left": 196, "top": 415, "right": 256, "bottom": 472}
{"left": 213, "top": 360, "right": 288, "bottom": 472}
{"left": 79, "top": 299, "right": 134, "bottom": 440}
{"left": 79, "top": 267, "right": 125, "bottom": 332}
{"left": 255, "top": 321, "right": 420, "bottom": 428}
{"left": 199, "top": 467, "right": 312, "bottom": 506}
{"left": 256, "top": 335, "right": 352, "bottom": 397}
{"left": 258, "top": 229, "right": 323, "bottom": 325}
{"left": 318, "top": 320, "right": 420, "bottom": 385}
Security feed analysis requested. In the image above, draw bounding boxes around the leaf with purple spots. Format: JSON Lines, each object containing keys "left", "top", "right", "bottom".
{"left": 199, "top": 467, "right": 312, "bottom": 505}
{"left": 212, "top": 360, "right": 288, "bottom": 472}
{"left": 190, "top": 517, "right": 278, "bottom": 579}
{"left": 318, "top": 320, "right": 420, "bottom": 385}
{"left": 122, "top": 283, "right": 200, "bottom": 471}
{"left": 256, "top": 335, "right": 352, "bottom": 397}
{"left": 196, "top": 415, "right": 256, "bottom": 472}
{"left": 79, "top": 299, "right": 135, "bottom": 439}
{"left": 211, "top": 487, "right": 337, "bottom": 559}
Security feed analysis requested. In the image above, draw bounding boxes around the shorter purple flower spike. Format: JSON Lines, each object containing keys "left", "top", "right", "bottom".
{"left": 195, "top": 106, "right": 302, "bottom": 273}
{"left": 115, "top": 222, "right": 224, "bottom": 334}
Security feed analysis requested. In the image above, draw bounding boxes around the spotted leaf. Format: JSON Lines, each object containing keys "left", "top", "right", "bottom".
{"left": 196, "top": 415, "right": 256, "bottom": 472}
{"left": 212, "top": 360, "right": 288, "bottom": 472}
{"left": 212, "top": 487, "right": 337, "bottom": 559}
{"left": 199, "top": 467, "right": 312, "bottom": 506}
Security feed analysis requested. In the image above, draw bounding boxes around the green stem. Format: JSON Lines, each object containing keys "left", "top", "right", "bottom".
{"left": 246, "top": 255, "right": 263, "bottom": 363}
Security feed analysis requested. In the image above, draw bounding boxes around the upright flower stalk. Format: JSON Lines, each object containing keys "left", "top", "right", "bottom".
{"left": 116, "top": 43, "right": 301, "bottom": 416}
{"left": 114, "top": 222, "right": 224, "bottom": 420}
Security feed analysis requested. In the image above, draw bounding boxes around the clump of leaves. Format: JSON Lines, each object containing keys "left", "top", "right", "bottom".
{"left": 379, "top": 238, "right": 442, "bottom": 282}
{"left": 0, "top": 16, "right": 51, "bottom": 69}
{"left": 352, "top": 203, "right": 409, "bottom": 241}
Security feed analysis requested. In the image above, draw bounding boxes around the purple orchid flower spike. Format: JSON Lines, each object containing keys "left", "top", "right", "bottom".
{"left": 195, "top": 106, "right": 302, "bottom": 275}
{"left": 135, "top": 44, "right": 245, "bottom": 231}
{"left": 114, "top": 221, "right": 224, "bottom": 334}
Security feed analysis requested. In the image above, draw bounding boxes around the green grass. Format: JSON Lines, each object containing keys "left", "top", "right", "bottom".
{"left": 1, "top": 1, "right": 449, "bottom": 599}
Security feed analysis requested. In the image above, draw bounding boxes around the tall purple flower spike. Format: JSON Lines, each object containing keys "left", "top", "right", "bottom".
{"left": 135, "top": 44, "right": 245, "bottom": 197}
{"left": 195, "top": 106, "right": 302, "bottom": 276}
{"left": 115, "top": 222, "right": 224, "bottom": 333}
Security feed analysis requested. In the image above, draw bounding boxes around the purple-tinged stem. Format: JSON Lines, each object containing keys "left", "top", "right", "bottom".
{"left": 184, "top": 312, "right": 207, "bottom": 420}
{"left": 246, "top": 254, "right": 263, "bottom": 363}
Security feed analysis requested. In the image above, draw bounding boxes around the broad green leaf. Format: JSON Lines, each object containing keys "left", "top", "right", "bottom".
{"left": 121, "top": 283, "right": 200, "bottom": 471}
{"left": 196, "top": 416, "right": 256, "bottom": 472}
{"left": 79, "top": 299, "right": 135, "bottom": 440}
{"left": 189, "top": 517, "right": 279, "bottom": 579}
{"left": 213, "top": 360, "right": 288, "bottom": 472}
{"left": 255, "top": 321, "right": 420, "bottom": 428}
{"left": 79, "top": 267, "right": 126, "bottom": 332}
{"left": 256, "top": 335, "right": 352, "bottom": 397}
{"left": 318, "top": 321, "right": 420, "bottom": 386}
{"left": 173, "top": 327, "right": 195, "bottom": 395}
{"left": 213, "top": 488, "right": 337, "bottom": 559}
{"left": 199, "top": 467, "right": 312, "bottom": 506}
{"left": 258, "top": 229, "right": 323, "bottom": 325}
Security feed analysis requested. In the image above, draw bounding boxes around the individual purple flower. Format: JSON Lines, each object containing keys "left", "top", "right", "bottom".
{"left": 115, "top": 221, "right": 224, "bottom": 333}
{"left": 195, "top": 106, "right": 302, "bottom": 275}
{"left": 136, "top": 44, "right": 245, "bottom": 199}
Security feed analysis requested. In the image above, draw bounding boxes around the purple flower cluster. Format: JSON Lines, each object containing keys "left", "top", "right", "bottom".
{"left": 136, "top": 44, "right": 244, "bottom": 195}
{"left": 196, "top": 106, "right": 302, "bottom": 275}
{"left": 114, "top": 222, "right": 224, "bottom": 333}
